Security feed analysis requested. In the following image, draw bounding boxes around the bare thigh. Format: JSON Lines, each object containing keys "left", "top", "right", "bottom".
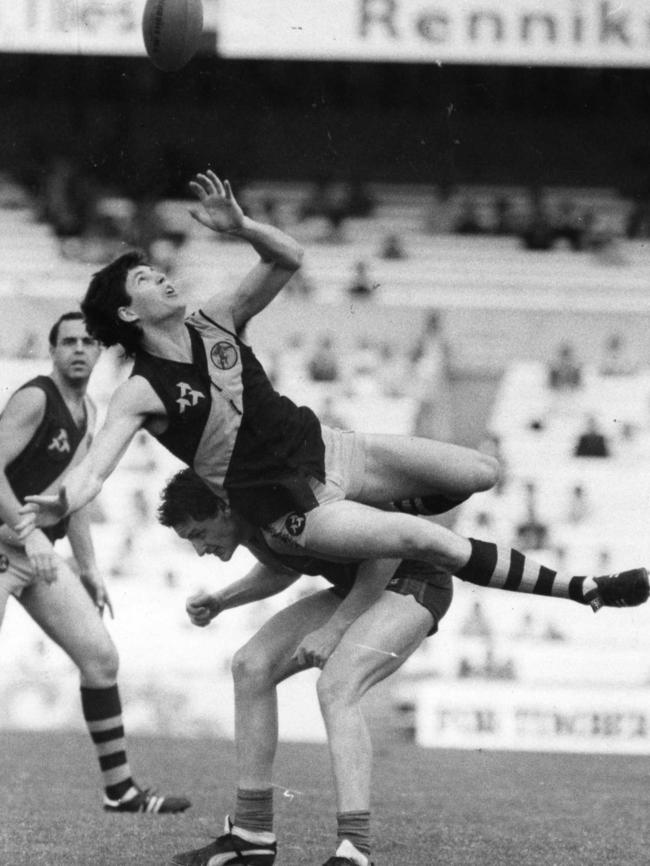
{"left": 321, "top": 590, "right": 434, "bottom": 697}
{"left": 358, "top": 433, "right": 497, "bottom": 503}
{"left": 239, "top": 589, "right": 341, "bottom": 685}
{"left": 19, "top": 565, "right": 115, "bottom": 672}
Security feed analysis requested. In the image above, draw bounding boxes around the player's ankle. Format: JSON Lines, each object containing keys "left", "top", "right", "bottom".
{"left": 336, "top": 838, "right": 369, "bottom": 866}
{"left": 231, "top": 823, "right": 276, "bottom": 845}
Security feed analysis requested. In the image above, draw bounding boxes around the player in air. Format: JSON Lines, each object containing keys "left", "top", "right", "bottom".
{"left": 16, "top": 170, "right": 502, "bottom": 571}
{"left": 156, "top": 468, "right": 648, "bottom": 866}
{"left": 17, "top": 172, "right": 649, "bottom": 607}
{"left": 0, "top": 313, "right": 190, "bottom": 814}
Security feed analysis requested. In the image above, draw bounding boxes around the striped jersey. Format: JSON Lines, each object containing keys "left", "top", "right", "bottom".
{"left": 130, "top": 308, "right": 326, "bottom": 526}
{"left": 3, "top": 375, "right": 93, "bottom": 542}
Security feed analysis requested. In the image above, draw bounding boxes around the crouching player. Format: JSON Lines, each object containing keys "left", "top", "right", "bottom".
{"left": 157, "top": 468, "right": 648, "bottom": 866}
{"left": 158, "top": 468, "right": 453, "bottom": 866}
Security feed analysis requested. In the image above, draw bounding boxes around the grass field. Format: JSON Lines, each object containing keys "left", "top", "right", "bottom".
{"left": 2, "top": 730, "right": 649, "bottom": 866}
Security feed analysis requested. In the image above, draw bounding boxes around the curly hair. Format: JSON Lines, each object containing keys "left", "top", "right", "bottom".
{"left": 81, "top": 250, "right": 147, "bottom": 357}
{"left": 158, "top": 468, "right": 228, "bottom": 528}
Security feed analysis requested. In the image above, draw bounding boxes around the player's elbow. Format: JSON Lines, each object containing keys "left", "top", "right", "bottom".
{"left": 281, "top": 243, "right": 304, "bottom": 272}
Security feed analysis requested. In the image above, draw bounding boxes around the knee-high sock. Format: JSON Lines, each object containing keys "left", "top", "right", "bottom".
{"left": 455, "top": 538, "right": 589, "bottom": 602}
{"left": 81, "top": 685, "right": 134, "bottom": 800}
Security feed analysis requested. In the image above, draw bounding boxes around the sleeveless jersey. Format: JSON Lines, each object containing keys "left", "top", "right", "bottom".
{"left": 3, "top": 375, "right": 92, "bottom": 542}
{"left": 130, "top": 308, "right": 326, "bottom": 526}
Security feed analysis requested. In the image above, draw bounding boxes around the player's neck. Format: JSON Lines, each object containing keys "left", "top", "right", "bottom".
{"left": 50, "top": 370, "right": 88, "bottom": 406}
{"left": 141, "top": 319, "right": 191, "bottom": 362}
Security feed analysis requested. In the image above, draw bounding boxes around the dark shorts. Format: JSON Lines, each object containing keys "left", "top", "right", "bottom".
{"left": 332, "top": 559, "right": 453, "bottom": 637}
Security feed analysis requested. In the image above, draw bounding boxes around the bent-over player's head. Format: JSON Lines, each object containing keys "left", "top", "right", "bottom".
{"left": 49, "top": 311, "right": 100, "bottom": 383}
{"left": 82, "top": 250, "right": 148, "bottom": 357}
{"left": 158, "top": 469, "right": 243, "bottom": 561}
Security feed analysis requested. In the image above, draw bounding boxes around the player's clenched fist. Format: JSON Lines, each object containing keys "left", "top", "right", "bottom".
{"left": 186, "top": 591, "right": 223, "bottom": 627}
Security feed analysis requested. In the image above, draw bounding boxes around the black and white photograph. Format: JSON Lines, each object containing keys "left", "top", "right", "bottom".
{"left": 1, "top": 2, "right": 650, "bottom": 864}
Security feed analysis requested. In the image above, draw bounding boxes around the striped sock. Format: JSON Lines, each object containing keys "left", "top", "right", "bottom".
{"left": 80, "top": 685, "right": 134, "bottom": 800}
{"left": 392, "top": 493, "right": 471, "bottom": 516}
{"left": 234, "top": 787, "right": 274, "bottom": 835}
{"left": 455, "top": 537, "right": 590, "bottom": 603}
{"left": 336, "top": 810, "right": 371, "bottom": 858}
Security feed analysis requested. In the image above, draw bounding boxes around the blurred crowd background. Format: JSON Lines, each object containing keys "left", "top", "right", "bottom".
{"left": 2, "top": 0, "right": 650, "bottom": 752}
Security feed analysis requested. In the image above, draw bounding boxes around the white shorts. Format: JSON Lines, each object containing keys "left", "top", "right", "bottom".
{"left": 263, "top": 425, "right": 367, "bottom": 551}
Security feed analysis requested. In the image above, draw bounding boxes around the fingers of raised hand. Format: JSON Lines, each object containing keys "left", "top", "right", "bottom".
{"left": 191, "top": 171, "right": 225, "bottom": 198}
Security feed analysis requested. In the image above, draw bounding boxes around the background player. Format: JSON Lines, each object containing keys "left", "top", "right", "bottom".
{"left": 0, "top": 312, "right": 190, "bottom": 814}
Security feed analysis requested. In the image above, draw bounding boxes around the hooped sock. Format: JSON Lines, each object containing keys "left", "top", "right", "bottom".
{"left": 80, "top": 684, "right": 134, "bottom": 800}
{"left": 455, "top": 537, "right": 590, "bottom": 602}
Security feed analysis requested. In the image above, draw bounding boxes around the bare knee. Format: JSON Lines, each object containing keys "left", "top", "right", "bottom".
{"left": 78, "top": 639, "right": 119, "bottom": 687}
{"left": 317, "top": 666, "right": 360, "bottom": 718}
{"left": 232, "top": 644, "right": 275, "bottom": 694}
{"left": 473, "top": 452, "right": 500, "bottom": 492}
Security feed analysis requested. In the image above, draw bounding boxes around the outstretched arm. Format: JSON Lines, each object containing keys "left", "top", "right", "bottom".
{"left": 188, "top": 171, "right": 304, "bottom": 330}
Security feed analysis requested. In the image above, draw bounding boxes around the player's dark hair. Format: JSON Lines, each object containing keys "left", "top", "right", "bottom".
{"left": 82, "top": 250, "right": 147, "bottom": 357}
{"left": 48, "top": 311, "right": 86, "bottom": 347}
{"left": 158, "top": 468, "right": 227, "bottom": 527}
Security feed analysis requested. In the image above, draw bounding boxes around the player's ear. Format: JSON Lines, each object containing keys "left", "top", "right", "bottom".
{"left": 117, "top": 305, "right": 138, "bottom": 324}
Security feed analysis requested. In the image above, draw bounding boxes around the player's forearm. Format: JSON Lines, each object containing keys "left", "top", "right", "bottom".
{"left": 66, "top": 508, "right": 99, "bottom": 575}
{"left": 230, "top": 216, "right": 304, "bottom": 270}
{"left": 60, "top": 465, "right": 103, "bottom": 516}
{"left": 0, "top": 473, "right": 28, "bottom": 532}
{"left": 325, "top": 559, "right": 399, "bottom": 636}
{"left": 218, "top": 567, "right": 298, "bottom": 610}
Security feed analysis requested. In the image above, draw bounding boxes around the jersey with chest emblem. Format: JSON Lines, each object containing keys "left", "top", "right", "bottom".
{"left": 3, "top": 375, "right": 92, "bottom": 541}
{"left": 130, "top": 308, "right": 326, "bottom": 526}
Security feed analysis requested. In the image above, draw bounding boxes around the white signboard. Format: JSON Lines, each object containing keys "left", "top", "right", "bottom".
{"left": 218, "top": 0, "right": 650, "bottom": 67}
{"left": 0, "top": 1, "right": 146, "bottom": 54}
{"left": 1, "top": 1, "right": 649, "bottom": 65}
{"left": 0, "top": 0, "right": 218, "bottom": 56}
{"left": 415, "top": 681, "right": 650, "bottom": 754}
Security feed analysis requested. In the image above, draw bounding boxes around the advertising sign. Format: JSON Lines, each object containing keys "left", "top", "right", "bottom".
{"left": 218, "top": 0, "right": 650, "bottom": 67}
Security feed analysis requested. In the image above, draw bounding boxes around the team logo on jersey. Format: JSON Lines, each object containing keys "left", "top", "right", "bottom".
{"left": 210, "top": 341, "right": 238, "bottom": 370}
{"left": 0, "top": 554, "right": 8, "bottom": 572}
{"left": 47, "top": 428, "right": 70, "bottom": 454}
{"left": 176, "top": 382, "right": 206, "bottom": 414}
{"left": 284, "top": 512, "right": 306, "bottom": 537}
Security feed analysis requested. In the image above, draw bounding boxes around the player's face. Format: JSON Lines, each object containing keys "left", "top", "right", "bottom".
{"left": 123, "top": 264, "right": 185, "bottom": 323}
{"left": 174, "top": 511, "right": 242, "bottom": 562}
{"left": 51, "top": 319, "right": 100, "bottom": 383}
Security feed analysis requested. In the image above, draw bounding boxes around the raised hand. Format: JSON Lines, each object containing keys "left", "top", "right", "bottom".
{"left": 188, "top": 170, "right": 245, "bottom": 234}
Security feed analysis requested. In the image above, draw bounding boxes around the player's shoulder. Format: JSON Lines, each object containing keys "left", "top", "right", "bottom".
{"left": 189, "top": 301, "right": 236, "bottom": 333}
{"left": 108, "top": 374, "right": 161, "bottom": 413}
{"left": 2, "top": 378, "right": 48, "bottom": 421}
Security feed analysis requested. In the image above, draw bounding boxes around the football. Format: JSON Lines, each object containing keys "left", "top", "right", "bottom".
{"left": 142, "top": 0, "right": 204, "bottom": 72}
